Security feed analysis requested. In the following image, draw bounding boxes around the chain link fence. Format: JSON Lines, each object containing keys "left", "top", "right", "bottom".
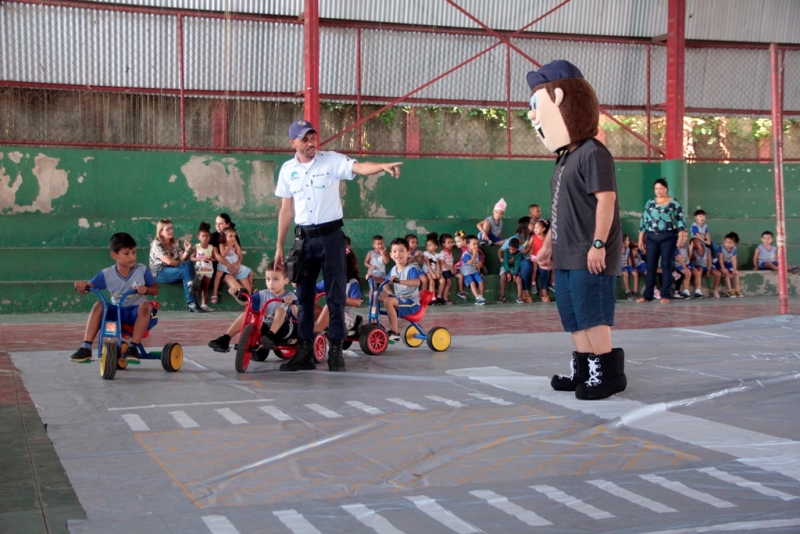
{"left": 1, "top": 1, "right": 798, "bottom": 160}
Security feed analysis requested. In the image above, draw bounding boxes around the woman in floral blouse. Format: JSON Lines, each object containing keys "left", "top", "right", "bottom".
{"left": 637, "top": 178, "right": 687, "bottom": 303}
{"left": 149, "top": 218, "right": 201, "bottom": 312}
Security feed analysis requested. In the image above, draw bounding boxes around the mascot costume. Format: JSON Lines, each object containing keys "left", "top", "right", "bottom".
{"left": 526, "top": 60, "right": 626, "bottom": 400}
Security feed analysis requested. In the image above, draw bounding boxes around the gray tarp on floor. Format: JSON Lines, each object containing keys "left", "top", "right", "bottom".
{"left": 11, "top": 315, "right": 800, "bottom": 533}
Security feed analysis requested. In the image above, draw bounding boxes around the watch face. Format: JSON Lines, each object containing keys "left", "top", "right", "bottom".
{"left": 593, "top": 240, "right": 604, "bottom": 249}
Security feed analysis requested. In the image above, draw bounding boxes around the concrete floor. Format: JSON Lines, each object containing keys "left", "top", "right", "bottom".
{"left": 2, "top": 296, "right": 800, "bottom": 533}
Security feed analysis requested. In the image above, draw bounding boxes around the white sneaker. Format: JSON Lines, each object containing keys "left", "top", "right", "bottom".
{"left": 200, "top": 304, "right": 214, "bottom": 312}
{"left": 654, "top": 289, "right": 661, "bottom": 299}
{"left": 475, "top": 296, "right": 486, "bottom": 305}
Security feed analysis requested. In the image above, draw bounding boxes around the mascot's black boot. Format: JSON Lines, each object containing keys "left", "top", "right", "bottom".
{"left": 551, "top": 352, "right": 591, "bottom": 391}
{"left": 327, "top": 339, "right": 345, "bottom": 372}
{"left": 575, "top": 348, "right": 627, "bottom": 400}
{"left": 279, "top": 339, "right": 316, "bottom": 372}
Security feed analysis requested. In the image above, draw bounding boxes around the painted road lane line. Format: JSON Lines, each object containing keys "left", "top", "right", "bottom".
{"left": 426, "top": 395, "right": 466, "bottom": 408}
{"left": 216, "top": 408, "right": 248, "bottom": 425}
{"left": 640, "top": 474, "right": 736, "bottom": 508}
{"left": 531, "top": 485, "right": 614, "bottom": 519}
{"left": 586, "top": 479, "right": 677, "bottom": 513}
{"left": 273, "top": 509, "right": 322, "bottom": 534}
{"left": 259, "top": 405, "right": 293, "bottom": 421}
{"left": 346, "top": 400, "right": 384, "bottom": 415}
{"left": 342, "top": 503, "right": 405, "bottom": 533}
{"left": 468, "top": 392, "right": 513, "bottom": 406}
{"left": 169, "top": 410, "right": 199, "bottom": 429}
{"left": 121, "top": 413, "right": 149, "bottom": 432}
{"left": 448, "top": 367, "right": 800, "bottom": 484}
{"left": 697, "top": 467, "right": 797, "bottom": 501}
{"left": 387, "top": 398, "right": 425, "bottom": 410}
{"left": 201, "top": 515, "right": 240, "bottom": 534}
{"left": 305, "top": 403, "right": 342, "bottom": 418}
{"left": 405, "top": 496, "right": 482, "bottom": 533}
{"left": 108, "top": 398, "right": 272, "bottom": 411}
{"left": 642, "top": 517, "right": 800, "bottom": 533}
{"left": 469, "top": 489, "right": 551, "bottom": 527}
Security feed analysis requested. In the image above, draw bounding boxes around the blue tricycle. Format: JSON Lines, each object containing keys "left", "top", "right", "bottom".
{"left": 85, "top": 287, "right": 183, "bottom": 380}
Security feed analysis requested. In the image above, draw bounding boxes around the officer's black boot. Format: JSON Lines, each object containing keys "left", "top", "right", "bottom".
{"left": 279, "top": 339, "right": 316, "bottom": 372}
{"left": 327, "top": 339, "right": 345, "bottom": 372}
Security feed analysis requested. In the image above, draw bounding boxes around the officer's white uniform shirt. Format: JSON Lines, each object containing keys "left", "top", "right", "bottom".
{"left": 275, "top": 151, "right": 357, "bottom": 226}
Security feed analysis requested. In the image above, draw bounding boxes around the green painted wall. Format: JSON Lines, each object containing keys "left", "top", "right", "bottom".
{"left": 1, "top": 145, "right": 798, "bottom": 313}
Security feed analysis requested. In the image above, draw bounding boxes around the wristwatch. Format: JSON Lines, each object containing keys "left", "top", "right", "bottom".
{"left": 592, "top": 239, "right": 605, "bottom": 249}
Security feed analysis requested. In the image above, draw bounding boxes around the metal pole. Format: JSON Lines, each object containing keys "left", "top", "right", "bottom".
{"left": 646, "top": 43, "right": 652, "bottom": 162}
{"left": 356, "top": 27, "right": 362, "bottom": 154}
{"left": 178, "top": 14, "right": 186, "bottom": 152}
{"left": 770, "top": 43, "right": 788, "bottom": 314}
{"left": 665, "top": 0, "right": 685, "bottom": 160}
{"left": 304, "top": 0, "right": 320, "bottom": 129}
{"left": 505, "top": 44, "right": 512, "bottom": 159}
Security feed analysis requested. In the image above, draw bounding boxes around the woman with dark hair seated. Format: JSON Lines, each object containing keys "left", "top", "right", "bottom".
{"left": 149, "top": 218, "right": 201, "bottom": 312}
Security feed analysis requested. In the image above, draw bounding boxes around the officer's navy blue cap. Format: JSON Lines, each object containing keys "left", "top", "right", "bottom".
{"left": 526, "top": 60, "right": 584, "bottom": 90}
{"left": 289, "top": 120, "right": 316, "bottom": 140}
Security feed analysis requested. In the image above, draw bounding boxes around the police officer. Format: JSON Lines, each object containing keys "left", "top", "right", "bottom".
{"left": 274, "top": 120, "right": 402, "bottom": 372}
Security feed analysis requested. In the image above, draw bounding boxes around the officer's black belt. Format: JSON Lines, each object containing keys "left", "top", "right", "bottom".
{"left": 295, "top": 219, "right": 343, "bottom": 239}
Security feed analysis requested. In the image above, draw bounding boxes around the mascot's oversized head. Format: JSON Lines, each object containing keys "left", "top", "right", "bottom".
{"left": 526, "top": 60, "right": 599, "bottom": 154}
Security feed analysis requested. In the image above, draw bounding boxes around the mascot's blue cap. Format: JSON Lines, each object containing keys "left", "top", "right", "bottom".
{"left": 526, "top": 60, "right": 584, "bottom": 90}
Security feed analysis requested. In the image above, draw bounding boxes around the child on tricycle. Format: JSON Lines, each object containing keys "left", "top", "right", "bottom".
{"left": 208, "top": 261, "right": 298, "bottom": 353}
{"left": 374, "top": 237, "right": 422, "bottom": 343}
{"left": 70, "top": 232, "right": 158, "bottom": 364}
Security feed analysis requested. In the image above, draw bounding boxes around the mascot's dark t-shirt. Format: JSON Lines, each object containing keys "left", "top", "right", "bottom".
{"left": 549, "top": 138, "right": 622, "bottom": 275}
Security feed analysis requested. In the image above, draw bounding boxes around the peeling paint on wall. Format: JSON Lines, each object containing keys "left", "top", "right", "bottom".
{"left": 0, "top": 153, "right": 69, "bottom": 214}
{"left": 357, "top": 171, "right": 391, "bottom": 218}
{"left": 78, "top": 218, "right": 90, "bottom": 228}
{"left": 256, "top": 252, "right": 271, "bottom": 275}
{"left": 248, "top": 160, "right": 279, "bottom": 207}
{"left": 405, "top": 220, "right": 429, "bottom": 235}
{"left": 181, "top": 156, "right": 245, "bottom": 211}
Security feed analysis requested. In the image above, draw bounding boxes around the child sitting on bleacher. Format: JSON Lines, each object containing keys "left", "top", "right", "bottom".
{"left": 70, "top": 232, "right": 158, "bottom": 363}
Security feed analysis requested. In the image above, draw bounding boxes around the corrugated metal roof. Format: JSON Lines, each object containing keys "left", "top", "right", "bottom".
{"left": 79, "top": 0, "right": 800, "bottom": 44}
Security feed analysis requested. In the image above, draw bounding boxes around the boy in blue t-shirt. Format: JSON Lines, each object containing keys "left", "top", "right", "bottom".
{"left": 461, "top": 235, "right": 487, "bottom": 305}
{"left": 208, "top": 261, "right": 297, "bottom": 352}
{"left": 377, "top": 237, "right": 421, "bottom": 343}
{"left": 70, "top": 232, "right": 159, "bottom": 363}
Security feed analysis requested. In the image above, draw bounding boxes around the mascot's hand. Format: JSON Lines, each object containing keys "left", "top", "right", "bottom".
{"left": 587, "top": 248, "right": 606, "bottom": 275}
{"left": 536, "top": 244, "right": 553, "bottom": 270}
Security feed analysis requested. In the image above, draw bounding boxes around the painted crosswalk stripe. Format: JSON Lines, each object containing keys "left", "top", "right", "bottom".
{"left": 216, "top": 408, "right": 248, "bottom": 425}
{"left": 530, "top": 485, "right": 614, "bottom": 519}
{"left": 468, "top": 392, "right": 513, "bottom": 406}
{"left": 342, "top": 503, "right": 405, "bottom": 533}
{"left": 201, "top": 515, "right": 240, "bottom": 534}
{"left": 640, "top": 474, "right": 736, "bottom": 508}
{"left": 121, "top": 413, "right": 149, "bottom": 432}
{"left": 273, "top": 509, "right": 322, "bottom": 534}
{"left": 426, "top": 395, "right": 466, "bottom": 408}
{"left": 387, "top": 398, "right": 425, "bottom": 411}
{"left": 697, "top": 467, "right": 797, "bottom": 501}
{"left": 405, "top": 496, "right": 481, "bottom": 533}
{"left": 169, "top": 410, "right": 199, "bottom": 429}
{"left": 305, "top": 403, "right": 342, "bottom": 418}
{"left": 586, "top": 479, "right": 677, "bottom": 513}
{"left": 346, "top": 400, "right": 384, "bottom": 415}
{"left": 259, "top": 405, "right": 293, "bottom": 421}
{"left": 469, "top": 489, "right": 551, "bottom": 527}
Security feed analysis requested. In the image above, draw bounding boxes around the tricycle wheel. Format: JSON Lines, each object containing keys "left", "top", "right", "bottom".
{"left": 117, "top": 342, "right": 129, "bottom": 370}
{"left": 342, "top": 340, "right": 353, "bottom": 350}
{"left": 161, "top": 342, "right": 183, "bottom": 372}
{"left": 359, "top": 324, "right": 388, "bottom": 355}
{"left": 100, "top": 342, "right": 118, "bottom": 380}
{"left": 235, "top": 324, "right": 254, "bottom": 373}
{"left": 252, "top": 347, "right": 270, "bottom": 362}
{"left": 313, "top": 333, "right": 328, "bottom": 363}
{"left": 402, "top": 325, "right": 424, "bottom": 348}
{"left": 426, "top": 326, "right": 451, "bottom": 352}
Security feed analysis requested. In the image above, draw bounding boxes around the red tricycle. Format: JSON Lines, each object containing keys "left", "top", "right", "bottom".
{"left": 230, "top": 291, "right": 327, "bottom": 373}
{"left": 84, "top": 287, "right": 183, "bottom": 380}
{"left": 358, "top": 277, "right": 452, "bottom": 355}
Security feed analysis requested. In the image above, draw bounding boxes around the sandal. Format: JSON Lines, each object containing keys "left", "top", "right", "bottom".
{"left": 539, "top": 296, "right": 549, "bottom": 302}
{"left": 210, "top": 295, "right": 218, "bottom": 304}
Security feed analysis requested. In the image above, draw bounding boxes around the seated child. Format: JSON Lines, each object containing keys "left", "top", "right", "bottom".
{"left": 619, "top": 235, "right": 634, "bottom": 300}
{"left": 437, "top": 233, "right": 455, "bottom": 304}
{"left": 70, "top": 232, "right": 158, "bottom": 363}
{"left": 191, "top": 221, "right": 215, "bottom": 311}
{"left": 314, "top": 248, "right": 363, "bottom": 337}
{"left": 217, "top": 226, "right": 254, "bottom": 296}
{"left": 498, "top": 237, "right": 523, "bottom": 303}
{"left": 629, "top": 243, "right": 647, "bottom": 298}
{"left": 364, "top": 235, "right": 389, "bottom": 284}
{"left": 477, "top": 198, "right": 506, "bottom": 246}
{"left": 717, "top": 232, "right": 742, "bottom": 297}
{"left": 461, "top": 235, "right": 487, "bottom": 305}
{"left": 673, "top": 241, "right": 695, "bottom": 299}
{"left": 421, "top": 232, "right": 443, "bottom": 303}
{"left": 208, "top": 262, "right": 297, "bottom": 352}
{"left": 406, "top": 233, "right": 429, "bottom": 291}
{"left": 690, "top": 236, "right": 721, "bottom": 298}
{"left": 377, "top": 237, "right": 421, "bottom": 343}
